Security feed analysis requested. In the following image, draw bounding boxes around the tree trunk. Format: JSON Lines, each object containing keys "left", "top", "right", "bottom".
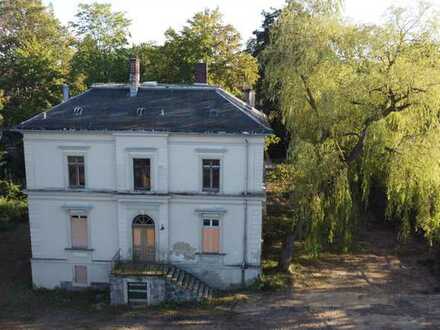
{"left": 279, "top": 233, "right": 295, "bottom": 272}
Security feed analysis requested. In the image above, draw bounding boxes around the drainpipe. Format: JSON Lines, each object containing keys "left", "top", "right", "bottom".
{"left": 241, "top": 138, "right": 249, "bottom": 286}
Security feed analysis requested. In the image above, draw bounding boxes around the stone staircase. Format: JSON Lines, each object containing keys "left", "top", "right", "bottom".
{"left": 164, "top": 264, "right": 214, "bottom": 300}
{"left": 111, "top": 260, "right": 215, "bottom": 301}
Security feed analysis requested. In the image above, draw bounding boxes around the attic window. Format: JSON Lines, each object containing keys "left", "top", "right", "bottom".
{"left": 136, "top": 107, "right": 145, "bottom": 116}
{"left": 209, "top": 109, "right": 220, "bottom": 117}
{"left": 73, "top": 106, "right": 83, "bottom": 116}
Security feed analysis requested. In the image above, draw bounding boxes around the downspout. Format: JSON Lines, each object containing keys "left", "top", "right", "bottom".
{"left": 241, "top": 138, "right": 249, "bottom": 286}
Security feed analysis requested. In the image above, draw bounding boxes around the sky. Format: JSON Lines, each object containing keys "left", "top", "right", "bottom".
{"left": 43, "top": 0, "right": 440, "bottom": 45}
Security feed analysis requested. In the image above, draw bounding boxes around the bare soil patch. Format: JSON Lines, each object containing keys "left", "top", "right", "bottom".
{"left": 1, "top": 223, "right": 440, "bottom": 329}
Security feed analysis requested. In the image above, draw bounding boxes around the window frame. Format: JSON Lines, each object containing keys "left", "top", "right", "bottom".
{"left": 62, "top": 150, "right": 88, "bottom": 190}
{"left": 195, "top": 210, "right": 226, "bottom": 255}
{"left": 67, "top": 155, "right": 86, "bottom": 189}
{"left": 73, "top": 264, "right": 88, "bottom": 287}
{"left": 199, "top": 156, "right": 223, "bottom": 193}
{"left": 127, "top": 150, "right": 156, "bottom": 192}
{"left": 132, "top": 158, "right": 152, "bottom": 191}
{"left": 201, "top": 217, "right": 221, "bottom": 254}
{"left": 63, "top": 206, "right": 93, "bottom": 252}
{"left": 70, "top": 214, "right": 89, "bottom": 249}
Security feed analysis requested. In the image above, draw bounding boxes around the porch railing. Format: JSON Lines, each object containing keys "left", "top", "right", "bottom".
{"left": 109, "top": 248, "right": 215, "bottom": 299}
{"left": 110, "top": 248, "right": 168, "bottom": 276}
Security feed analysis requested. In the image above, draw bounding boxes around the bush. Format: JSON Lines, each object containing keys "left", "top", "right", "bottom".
{"left": 0, "top": 180, "right": 25, "bottom": 200}
{"left": 0, "top": 198, "right": 27, "bottom": 230}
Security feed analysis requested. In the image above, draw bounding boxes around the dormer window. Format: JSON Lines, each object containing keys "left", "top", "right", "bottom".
{"left": 73, "top": 106, "right": 83, "bottom": 116}
{"left": 209, "top": 109, "right": 220, "bottom": 117}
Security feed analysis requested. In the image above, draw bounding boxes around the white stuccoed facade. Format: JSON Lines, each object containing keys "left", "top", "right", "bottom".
{"left": 24, "top": 130, "right": 265, "bottom": 289}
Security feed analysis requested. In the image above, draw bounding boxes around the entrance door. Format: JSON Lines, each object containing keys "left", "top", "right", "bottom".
{"left": 132, "top": 215, "right": 155, "bottom": 261}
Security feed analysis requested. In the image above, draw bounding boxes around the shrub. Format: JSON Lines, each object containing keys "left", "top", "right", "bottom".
{"left": 0, "top": 198, "right": 27, "bottom": 230}
{"left": 0, "top": 180, "right": 25, "bottom": 200}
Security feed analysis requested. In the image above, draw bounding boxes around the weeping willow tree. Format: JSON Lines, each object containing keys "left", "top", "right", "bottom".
{"left": 264, "top": 0, "right": 440, "bottom": 269}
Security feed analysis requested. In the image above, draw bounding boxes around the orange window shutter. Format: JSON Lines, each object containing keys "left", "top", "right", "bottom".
{"left": 211, "top": 228, "right": 219, "bottom": 252}
{"left": 146, "top": 228, "right": 155, "bottom": 247}
{"left": 133, "top": 228, "right": 141, "bottom": 246}
{"left": 202, "top": 228, "right": 210, "bottom": 252}
{"left": 71, "top": 216, "right": 88, "bottom": 248}
{"left": 203, "top": 228, "right": 219, "bottom": 253}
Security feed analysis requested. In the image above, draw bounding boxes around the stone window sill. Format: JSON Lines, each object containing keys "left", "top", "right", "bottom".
{"left": 65, "top": 248, "right": 94, "bottom": 252}
{"left": 195, "top": 252, "right": 226, "bottom": 256}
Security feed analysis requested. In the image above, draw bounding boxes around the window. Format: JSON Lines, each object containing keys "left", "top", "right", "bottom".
{"left": 133, "top": 158, "right": 151, "bottom": 190}
{"left": 68, "top": 156, "right": 85, "bottom": 188}
{"left": 202, "top": 159, "right": 220, "bottom": 192}
{"left": 202, "top": 219, "right": 220, "bottom": 253}
{"left": 71, "top": 215, "right": 88, "bottom": 249}
{"left": 74, "top": 265, "right": 87, "bottom": 285}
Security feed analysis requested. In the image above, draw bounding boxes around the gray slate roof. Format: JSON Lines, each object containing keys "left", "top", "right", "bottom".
{"left": 18, "top": 84, "right": 272, "bottom": 135}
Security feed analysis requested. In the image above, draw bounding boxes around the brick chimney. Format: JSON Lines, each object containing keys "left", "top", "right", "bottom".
{"left": 194, "top": 62, "right": 208, "bottom": 84}
{"left": 129, "top": 57, "right": 140, "bottom": 96}
{"left": 244, "top": 89, "right": 256, "bottom": 108}
{"left": 62, "top": 84, "right": 69, "bottom": 102}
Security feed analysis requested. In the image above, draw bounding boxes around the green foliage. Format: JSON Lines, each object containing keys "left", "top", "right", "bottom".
{"left": 264, "top": 0, "right": 440, "bottom": 252}
{"left": 264, "top": 134, "right": 281, "bottom": 152}
{"left": 0, "top": 180, "right": 25, "bottom": 200}
{"left": 0, "top": 0, "right": 73, "bottom": 126}
{"left": 153, "top": 9, "right": 259, "bottom": 95}
{"left": 69, "top": 2, "right": 131, "bottom": 88}
{"left": 0, "top": 197, "right": 27, "bottom": 230}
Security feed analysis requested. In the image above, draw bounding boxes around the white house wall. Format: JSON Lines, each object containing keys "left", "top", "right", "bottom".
{"left": 23, "top": 132, "right": 265, "bottom": 194}
{"left": 23, "top": 131, "right": 265, "bottom": 289}
{"left": 28, "top": 194, "right": 118, "bottom": 261}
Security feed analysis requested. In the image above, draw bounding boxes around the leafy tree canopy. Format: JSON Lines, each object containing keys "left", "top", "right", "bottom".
{"left": 0, "top": 0, "right": 73, "bottom": 126}
{"left": 155, "top": 9, "right": 259, "bottom": 95}
{"left": 69, "top": 2, "right": 131, "bottom": 88}
{"left": 264, "top": 0, "right": 440, "bottom": 261}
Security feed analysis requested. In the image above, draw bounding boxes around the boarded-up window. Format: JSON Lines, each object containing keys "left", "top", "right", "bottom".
{"left": 202, "top": 219, "right": 220, "bottom": 253}
{"left": 202, "top": 159, "right": 220, "bottom": 192}
{"left": 74, "top": 265, "right": 87, "bottom": 285}
{"left": 133, "top": 158, "right": 151, "bottom": 190}
{"left": 68, "top": 156, "right": 85, "bottom": 188}
{"left": 71, "top": 215, "right": 88, "bottom": 249}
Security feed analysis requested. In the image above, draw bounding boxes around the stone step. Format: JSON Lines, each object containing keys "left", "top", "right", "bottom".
{"left": 172, "top": 269, "right": 181, "bottom": 282}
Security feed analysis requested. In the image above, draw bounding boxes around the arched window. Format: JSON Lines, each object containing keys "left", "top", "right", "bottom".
{"left": 132, "top": 215, "right": 154, "bottom": 226}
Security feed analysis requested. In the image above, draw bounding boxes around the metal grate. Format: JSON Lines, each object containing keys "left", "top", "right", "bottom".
{"left": 127, "top": 282, "right": 148, "bottom": 304}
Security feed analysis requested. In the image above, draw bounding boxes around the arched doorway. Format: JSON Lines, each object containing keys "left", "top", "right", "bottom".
{"left": 132, "top": 215, "right": 155, "bottom": 261}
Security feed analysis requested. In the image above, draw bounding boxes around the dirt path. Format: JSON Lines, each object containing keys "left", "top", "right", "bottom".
{"left": 2, "top": 224, "right": 440, "bottom": 329}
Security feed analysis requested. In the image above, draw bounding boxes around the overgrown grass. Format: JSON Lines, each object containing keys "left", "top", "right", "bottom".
{"left": 0, "top": 282, "right": 110, "bottom": 320}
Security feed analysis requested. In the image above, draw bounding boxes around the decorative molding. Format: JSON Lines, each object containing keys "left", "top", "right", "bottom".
{"left": 58, "top": 146, "right": 91, "bottom": 151}
{"left": 194, "top": 147, "right": 228, "bottom": 154}
{"left": 62, "top": 204, "right": 93, "bottom": 213}
{"left": 195, "top": 208, "right": 227, "bottom": 215}
{"left": 125, "top": 147, "right": 157, "bottom": 152}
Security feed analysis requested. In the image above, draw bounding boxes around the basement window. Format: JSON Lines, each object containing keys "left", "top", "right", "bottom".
{"left": 202, "top": 159, "right": 220, "bottom": 192}
{"left": 73, "top": 265, "right": 88, "bottom": 286}
{"left": 67, "top": 155, "right": 85, "bottom": 188}
{"left": 202, "top": 219, "right": 220, "bottom": 253}
{"left": 133, "top": 158, "right": 151, "bottom": 191}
